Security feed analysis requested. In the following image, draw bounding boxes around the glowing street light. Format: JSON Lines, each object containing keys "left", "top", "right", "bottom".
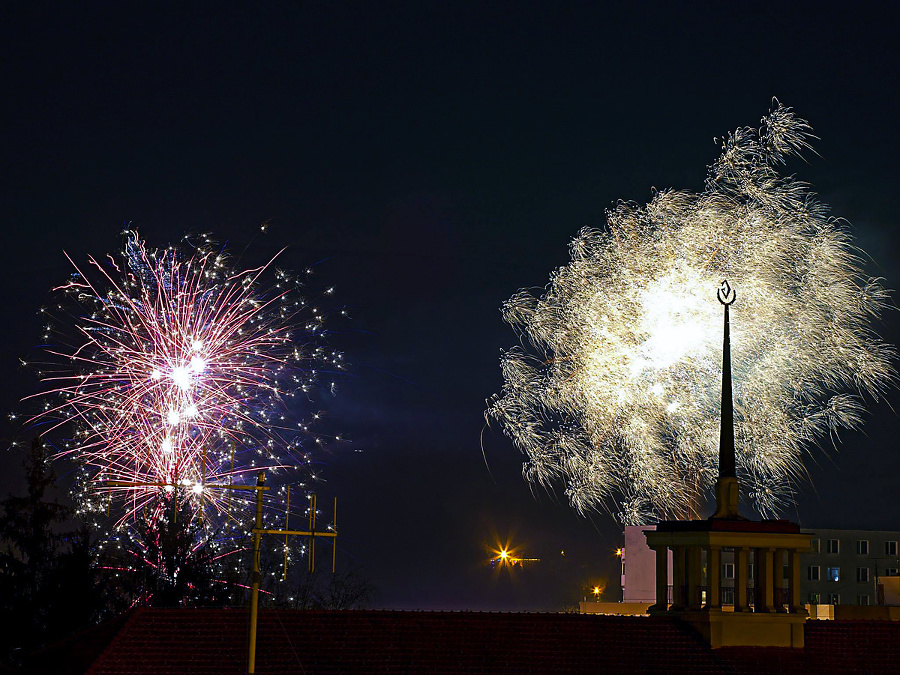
{"left": 489, "top": 543, "right": 540, "bottom": 568}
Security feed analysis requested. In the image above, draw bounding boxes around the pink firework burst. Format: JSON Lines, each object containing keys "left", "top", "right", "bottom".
{"left": 27, "top": 230, "right": 344, "bottom": 524}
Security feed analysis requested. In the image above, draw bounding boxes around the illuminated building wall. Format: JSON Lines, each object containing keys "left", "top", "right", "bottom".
{"left": 621, "top": 526, "right": 672, "bottom": 603}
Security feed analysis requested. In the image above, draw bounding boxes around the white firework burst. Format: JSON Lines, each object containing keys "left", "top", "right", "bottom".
{"left": 487, "top": 103, "right": 894, "bottom": 524}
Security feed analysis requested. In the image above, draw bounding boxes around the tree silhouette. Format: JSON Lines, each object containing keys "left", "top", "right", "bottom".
{"left": 96, "top": 496, "right": 246, "bottom": 608}
{"left": 0, "top": 438, "right": 73, "bottom": 663}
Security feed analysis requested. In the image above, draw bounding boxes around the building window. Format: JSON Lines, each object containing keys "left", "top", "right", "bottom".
{"left": 886, "top": 541, "right": 898, "bottom": 556}
{"left": 884, "top": 568, "right": 899, "bottom": 577}
{"left": 723, "top": 563, "right": 734, "bottom": 579}
{"left": 808, "top": 593, "right": 821, "bottom": 604}
{"left": 827, "top": 539, "right": 840, "bottom": 554}
{"left": 782, "top": 564, "right": 790, "bottom": 580}
{"left": 807, "top": 566, "right": 820, "bottom": 581}
{"left": 810, "top": 539, "right": 820, "bottom": 553}
{"left": 827, "top": 593, "right": 840, "bottom": 605}
{"left": 857, "top": 567, "right": 869, "bottom": 582}
{"left": 827, "top": 566, "right": 840, "bottom": 582}
{"left": 722, "top": 587, "right": 735, "bottom": 605}
{"left": 857, "top": 540, "right": 869, "bottom": 555}
{"left": 858, "top": 595, "right": 870, "bottom": 606}
{"left": 748, "top": 563, "right": 754, "bottom": 578}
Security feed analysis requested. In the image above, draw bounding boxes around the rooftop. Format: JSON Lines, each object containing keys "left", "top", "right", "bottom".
{"left": 23, "top": 609, "right": 900, "bottom": 674}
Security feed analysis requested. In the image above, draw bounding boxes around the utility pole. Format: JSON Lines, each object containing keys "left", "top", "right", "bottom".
{"left": 246, "top": 471, "right": 337, "bottom": 674}
{"left": 105, "top": 473, "right": 337, "bottom": 674}
{"left": 247, "top": 471, "right": 267, "bottom": 673}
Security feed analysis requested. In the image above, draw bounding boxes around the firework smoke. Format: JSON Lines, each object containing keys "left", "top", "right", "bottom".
{"left": 488, "top": 103, "right": 894, "bottom": 524}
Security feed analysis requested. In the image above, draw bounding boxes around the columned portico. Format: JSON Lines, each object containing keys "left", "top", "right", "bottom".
{"left": 643, "top": 281, "right": 812, "bottom": 648}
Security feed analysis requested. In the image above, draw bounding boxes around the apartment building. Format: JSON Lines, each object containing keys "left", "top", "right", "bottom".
{"left": 801, "top": 529, "right": 900, "bottom": 606}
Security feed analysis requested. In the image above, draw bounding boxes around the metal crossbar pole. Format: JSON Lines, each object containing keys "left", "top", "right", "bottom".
{"left": 101, "top": 476, "right": 336, "bottom": 674}
{"left": 248, "top": 471, "right": 267, "bottom": 674}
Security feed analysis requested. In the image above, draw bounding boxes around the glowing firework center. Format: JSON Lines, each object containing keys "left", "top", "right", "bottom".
{"left": 596, "top": 267, "right": 721, "bottom": 394}
{"left": 489, "top": 104, "right": 894, "bottom": 523}
{"left": 152, "top": 340, "right": 209, "bottom": 469}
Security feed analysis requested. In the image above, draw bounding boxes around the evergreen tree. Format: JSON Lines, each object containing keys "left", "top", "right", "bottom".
{"left": 93, "top": 495, "right": 248, "bottom": 609}
{"left": 0, "top": 438, "right": 72, "bottom": 663}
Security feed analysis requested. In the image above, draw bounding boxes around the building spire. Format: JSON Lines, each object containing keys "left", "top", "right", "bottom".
{"left": 717, "top": 280, "right": 736, "bottom": 479}
{"left": 711, "top": 280, "right": 741, "bottom": 519}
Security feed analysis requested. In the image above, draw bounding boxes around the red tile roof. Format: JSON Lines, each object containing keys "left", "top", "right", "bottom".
{"left": 24, "top": 609, "right": 900, "bottom": 674}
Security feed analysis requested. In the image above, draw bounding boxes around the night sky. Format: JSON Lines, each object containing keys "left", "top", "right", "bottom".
{"left": 3, "top": 3, "right": 900, "bottom": 611}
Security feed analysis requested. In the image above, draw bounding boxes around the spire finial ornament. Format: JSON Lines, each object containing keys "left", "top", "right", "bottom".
{"left": 717, "top": 279, "right": 736, "bottom": 306}
{"left": 711, "top": 279, "right": 742, "bottom": 519}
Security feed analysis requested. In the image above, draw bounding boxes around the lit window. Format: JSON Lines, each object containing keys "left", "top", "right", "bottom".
{"left": 810, "top": 539, "right": 820, "bottom": 553}
{"left": 808, "top": 593, "right": 821, "bottom": 604}
{"left": 886, "top": 541, "right": 898, "bottom": 556}
{"left": 827, "top": 593, "right": 840, "bottom": 605}
{"left": 723, "top": 563, "right": 734, "bottom": 579}
{"left": 857, "top": 567, "right": 869, "bottom": 583}
{"left": 857, "top": 595, "right": 870, "bottom": 606}
{"left": 827, "top": 566, "right": 840, "bottom": 582}
{"left": 827, "top": 539, "right": 840, "bottom": 554}
{"left": 807, "top": 566, "right": 820, "bottom": 581}
{"left": 857, "top": 540, "right": 869, "bottom": 555}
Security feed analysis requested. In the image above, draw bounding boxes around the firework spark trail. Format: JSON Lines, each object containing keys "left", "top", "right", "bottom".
{"left": 487, "top": 103, "right": 895, "bottom": 524}
{"left": 28, "top": 231, "right": 344, "bottom": 526}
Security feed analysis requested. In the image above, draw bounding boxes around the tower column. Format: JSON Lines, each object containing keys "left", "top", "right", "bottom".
{"left": 650, "top": 545, "right": 669, "bottom": 611}
{"left": 789, "top": 548, "right": 802, "bottom": 613}
{"left": 774, "top": 548, "right": 787, "bottom": 612}
{"left": 756, "top": 547, "right": 774, "bottom": 613}
{"left": 735, "top": 546, "right": 749, "bottom": 612}
{"left": 687, "top": 546, "right": 703, "bottom": 609}
{"left": 672, "top": 546, "right": 686, "bottom": 609}
{"left": 706, "top": 545, "right": 721, "bottom": 609}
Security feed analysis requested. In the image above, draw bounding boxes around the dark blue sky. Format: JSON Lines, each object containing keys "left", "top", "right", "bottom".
{"left": 2, "top": 2, "right": 900, "bottom": 610}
